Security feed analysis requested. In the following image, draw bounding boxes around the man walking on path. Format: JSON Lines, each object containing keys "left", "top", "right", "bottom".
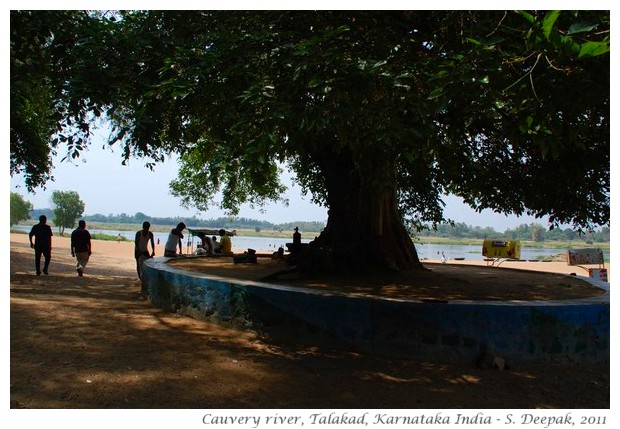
{"left": 71, "top": 220, "right": 92, "bottom": 277}
{"left": 28, "top": 215, "right": 53, "bottom": 276}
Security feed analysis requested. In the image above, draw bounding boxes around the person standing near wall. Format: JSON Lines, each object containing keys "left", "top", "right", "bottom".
{"left": 134, "top": 221, "right": 155, "bottom": 279}
{"left": 164, "top": 222, "right": 186, "bottom": 257}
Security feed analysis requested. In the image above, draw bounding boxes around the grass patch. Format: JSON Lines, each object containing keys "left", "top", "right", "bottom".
{"left": 91, "top": 233, "right": 130, "bottom": 242}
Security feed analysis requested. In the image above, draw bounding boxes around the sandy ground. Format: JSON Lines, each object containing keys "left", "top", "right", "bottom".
{"left": 433, "top": 257, "right": 607, "bottom": 276}
{"left": 9, "top": 232, "right": 610, "bottom": 413}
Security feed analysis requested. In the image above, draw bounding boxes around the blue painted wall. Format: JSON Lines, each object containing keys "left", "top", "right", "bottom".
{"left": 142, "top": 258, "right": 609, "bottom": 364}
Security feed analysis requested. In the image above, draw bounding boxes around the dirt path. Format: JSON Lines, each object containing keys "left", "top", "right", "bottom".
{"left": 9, "top": 233, "right": 609, "bottom": 411}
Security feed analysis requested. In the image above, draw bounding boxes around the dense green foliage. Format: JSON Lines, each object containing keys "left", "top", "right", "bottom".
{"left": 51, "top": 190, "right": 85, "bottom": 235}
{"left": 419, "top": 221, "right": 609, "bottom": 243}
{"left": 428, "top": 11, "right": 610, "bottom": 229}
{"left": 10, "top": 11, "right": 610, "bottom": 270}
{"left": 505, "top": 224, "right": 609, "bottom": 243}
{"left": 10, "top": 192, "right": 33, "bottom": 226}
{"left": 90, "top": 232, "right": 130, "bottom": 242}
{"left": 10, "top": 11, "right": 109, "bottom": 190}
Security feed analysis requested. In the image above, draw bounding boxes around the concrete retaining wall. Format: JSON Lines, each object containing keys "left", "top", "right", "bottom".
{"left": 142, "top": 258, "right": 609, "bottom": 364}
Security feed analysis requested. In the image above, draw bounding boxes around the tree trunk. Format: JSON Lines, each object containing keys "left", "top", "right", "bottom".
{"left": 303, "top": 145, "right": 424, "bottom": 273}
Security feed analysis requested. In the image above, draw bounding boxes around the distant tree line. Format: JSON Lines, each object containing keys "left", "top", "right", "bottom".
{"left": 26, "top": 209, "right": 610, "bottom": 243}
{"left": 504, "top": 223, "right": 609, "bottom": 243}
{"left": 29, "top": 209, "right": 327, "bottom": 233}
{"left": 419, "top": 221, "right": 610, "bottom": 243}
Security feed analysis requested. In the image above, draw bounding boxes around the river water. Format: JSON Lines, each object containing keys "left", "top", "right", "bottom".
{"left": 12, "top": 225, "right": 609, "bottom": 261}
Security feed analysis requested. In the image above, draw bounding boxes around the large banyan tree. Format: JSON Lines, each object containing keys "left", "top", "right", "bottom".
{"left": 11, "top": 10, "right": 609, "bottom": 272}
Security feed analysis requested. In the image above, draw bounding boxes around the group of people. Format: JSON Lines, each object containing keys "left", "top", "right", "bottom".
{"left": 137, "top": 222, "right": 233, "bottom": 277}
{"left": 195, "top": 230, "right": 233, "bottom": 256}
{"left": 28, "top": 217, "right": 235, "bottom": 280}
{"left": 28, "top": 215, "right": 92, "bottom": 277}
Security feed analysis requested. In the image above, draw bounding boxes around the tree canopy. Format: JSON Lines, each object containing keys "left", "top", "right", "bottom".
{"left": 51, "top": 190, "right": 85, "bottom": 235}
{"left": 10, "top": 10, "right": 610, "bottom": 271}
{"left": 10, "top": 192, "right": 32, "bottom": 227}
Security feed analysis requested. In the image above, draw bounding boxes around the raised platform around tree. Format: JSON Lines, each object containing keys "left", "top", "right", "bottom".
{"left": 142, "top": 255, "right": 609, "bottom": 364}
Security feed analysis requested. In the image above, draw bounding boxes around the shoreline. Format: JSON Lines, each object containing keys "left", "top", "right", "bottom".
{"left": 12, "top": 222, "right": 609, "bottom": 250}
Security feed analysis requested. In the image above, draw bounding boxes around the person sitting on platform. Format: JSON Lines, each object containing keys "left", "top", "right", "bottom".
{"left": 212, "top": 236, "right": 221, "bottom": 253}
{"left": 198, "top": 232, "right": 215, "bottom": 255}
{"left": 218, "top": 229, "right": 233, "bottom": 254}
{"left": 271, "top": 246, "right": 285, "bottom": 260}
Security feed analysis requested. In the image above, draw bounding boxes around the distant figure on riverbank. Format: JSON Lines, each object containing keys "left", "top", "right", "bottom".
{"left": 271, "top": 246, "right": 285, "bottom": 261}
{"left": 29, "top": 215, "right": 53, "bottom": 276}
{"left": 71, "top": 220, "right": 92, "bottom": 277}
{"left": 135, "top": 221, "right": 155, "bottom": 280}
{"left": 164, "top": 222, "right": 186, "bottom": 257}
{"left": 288, "top": 226, "right": 303, "bottom": 258}
{"left": 219, "top": 229, "right": 232, "bottom": 254}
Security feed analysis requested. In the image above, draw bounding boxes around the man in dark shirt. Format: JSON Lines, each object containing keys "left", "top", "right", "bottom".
{"left": 29, "top": 215, "right": 53, "bottom": 276}
{"left": 71, "top": 220, "right": 92, "bottom": 277}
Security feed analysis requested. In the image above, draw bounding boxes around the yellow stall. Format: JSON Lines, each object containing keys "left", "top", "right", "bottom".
{"left": 482, "top": 239, "right": 521, "bottom": 260}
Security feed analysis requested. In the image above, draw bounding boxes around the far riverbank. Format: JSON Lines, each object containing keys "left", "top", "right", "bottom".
{"left": 13, "top": 220, "right": 609, "bottom": 252}
{"left": 11, "top": 223, "right": 609, "bottom": 263}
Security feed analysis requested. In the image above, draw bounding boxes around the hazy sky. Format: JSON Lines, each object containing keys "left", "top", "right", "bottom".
{"left": 9, "top": 125, "right": 549, "bottom": 232}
